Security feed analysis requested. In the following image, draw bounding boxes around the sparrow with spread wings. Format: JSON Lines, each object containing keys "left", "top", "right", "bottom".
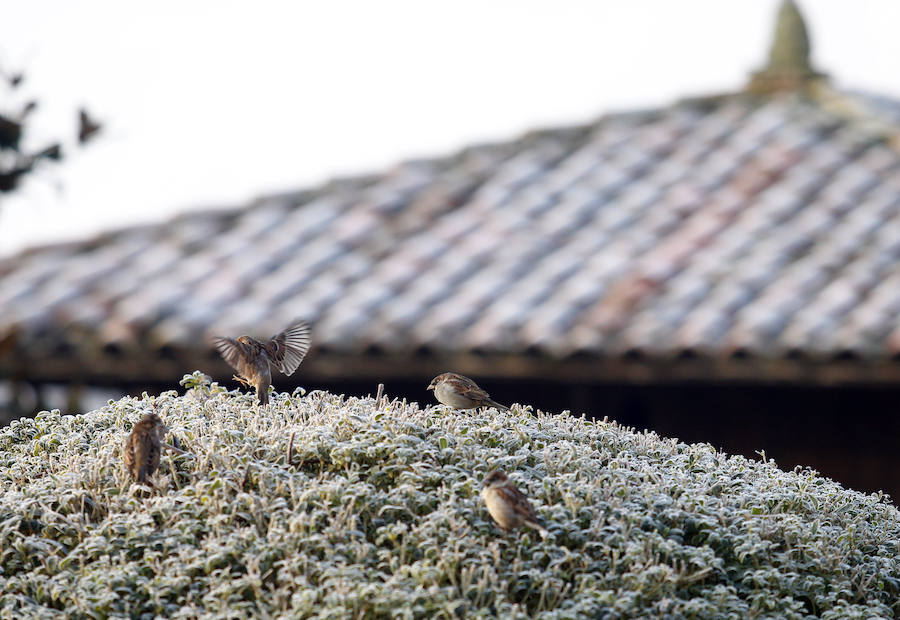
{"left": 427, "top": 372, "right": 509, "bottom": 412}
{"left": 213, "top": 319, "right": 311, "bottom": 405}
{"left": 481, "top": 470, "right": 549, "bottom": 538}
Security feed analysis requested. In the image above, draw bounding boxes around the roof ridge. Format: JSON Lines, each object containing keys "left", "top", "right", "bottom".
{"left": 813, "top": 87, "right": 900, "bottom": 152}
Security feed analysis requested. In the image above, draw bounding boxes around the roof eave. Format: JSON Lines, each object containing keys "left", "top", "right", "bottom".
{"left": 4, "top": 351, "right": 900, "bottom": 388}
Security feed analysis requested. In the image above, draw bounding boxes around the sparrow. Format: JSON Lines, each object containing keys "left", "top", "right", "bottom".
{"left": 427, "top": 372, "right": 509, "bottom": 412}
{"left": 213, "top": 319, "right": 311, "bottom": 405}
{"left": 123, "top": 412, "right": 168, "bottom": 486}
{"left": 481, "top": 470, "right": 549, "bottom": 538}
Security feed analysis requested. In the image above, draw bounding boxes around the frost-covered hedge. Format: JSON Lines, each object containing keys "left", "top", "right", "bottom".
{"left": 2, "top": 372, "right": 900, "bottom": 619}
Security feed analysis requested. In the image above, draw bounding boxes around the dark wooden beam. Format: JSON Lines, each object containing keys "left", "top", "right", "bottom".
{"left": 3, "top": 350, "right": 900, "bottom": 388}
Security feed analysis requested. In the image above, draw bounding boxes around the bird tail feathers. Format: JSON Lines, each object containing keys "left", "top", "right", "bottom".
{"left": 487, "top": 399, "right": 510, "bottom": 412}
{"left": 526, "top": 519, "right": 549, "bottom": 538}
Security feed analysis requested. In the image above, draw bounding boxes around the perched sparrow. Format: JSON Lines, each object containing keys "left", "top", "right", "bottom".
{"left": 123, "top": 412, "right": 168, "bottom": 486}
{"left": 427, "top": 372, "right": 509, "bottom": 412}
{"left": 213, "top": 319, "right": 311, "bottom": 405}
{"left": 481, "top": 470, "right": 548, "bottom": 538}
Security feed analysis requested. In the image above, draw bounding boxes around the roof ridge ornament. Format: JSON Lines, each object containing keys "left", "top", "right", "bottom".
{"left": 746, "top": 0, "right": 827, "bottom": 95}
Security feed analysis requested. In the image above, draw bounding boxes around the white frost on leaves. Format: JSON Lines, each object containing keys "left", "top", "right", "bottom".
{"left": 1, "top": 370, "right": 899, "bottom": 618}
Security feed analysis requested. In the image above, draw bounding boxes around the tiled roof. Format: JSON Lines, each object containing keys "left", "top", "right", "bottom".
{"left": 5, "top": 89, "right": 900, "bottom": 384}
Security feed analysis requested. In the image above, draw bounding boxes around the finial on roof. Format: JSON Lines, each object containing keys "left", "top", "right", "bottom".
{"left": 746, "top": 0, "right": 826, "bottom": 95}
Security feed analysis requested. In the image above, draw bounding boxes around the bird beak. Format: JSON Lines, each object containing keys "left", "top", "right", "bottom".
{"left": 427, "top": 383, "right": 434, "bottom": 390}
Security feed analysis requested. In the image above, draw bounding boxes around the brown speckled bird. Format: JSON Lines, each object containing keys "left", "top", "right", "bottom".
{"left": 213, "top": 319, "right": 311, "bottom": 405}
{"left": 481, "top": 470, "right": 548, "bottom": 538}
{"left": 427, "top": 372, "right": 509, "bottom": 412}
{"left": 123, "top": 412, "right": 168, "bottom": 486}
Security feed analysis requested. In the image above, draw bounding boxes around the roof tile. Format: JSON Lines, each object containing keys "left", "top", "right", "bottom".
{"left": 6, "top": 90, "right": 900, "bottom": 373}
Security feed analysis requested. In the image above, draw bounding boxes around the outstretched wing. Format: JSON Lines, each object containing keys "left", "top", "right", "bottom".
{"left": 267, "top": 319, "right": 311, "bottom": 376}
{"left": 213, "top": 337, "right": 250, "bottom": 373}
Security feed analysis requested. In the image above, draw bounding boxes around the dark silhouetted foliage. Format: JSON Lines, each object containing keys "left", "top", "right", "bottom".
{"left": 1, "top": 64, "right": 100, "bottom": 195}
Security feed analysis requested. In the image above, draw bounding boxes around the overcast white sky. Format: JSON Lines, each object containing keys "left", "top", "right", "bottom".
{"left": 2, "top": 0, "right": 900, "bottom": 256}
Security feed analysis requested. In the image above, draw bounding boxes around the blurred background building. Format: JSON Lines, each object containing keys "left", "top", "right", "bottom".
{"left": 2, "top": 1, "right": 900, "bottom": 498}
